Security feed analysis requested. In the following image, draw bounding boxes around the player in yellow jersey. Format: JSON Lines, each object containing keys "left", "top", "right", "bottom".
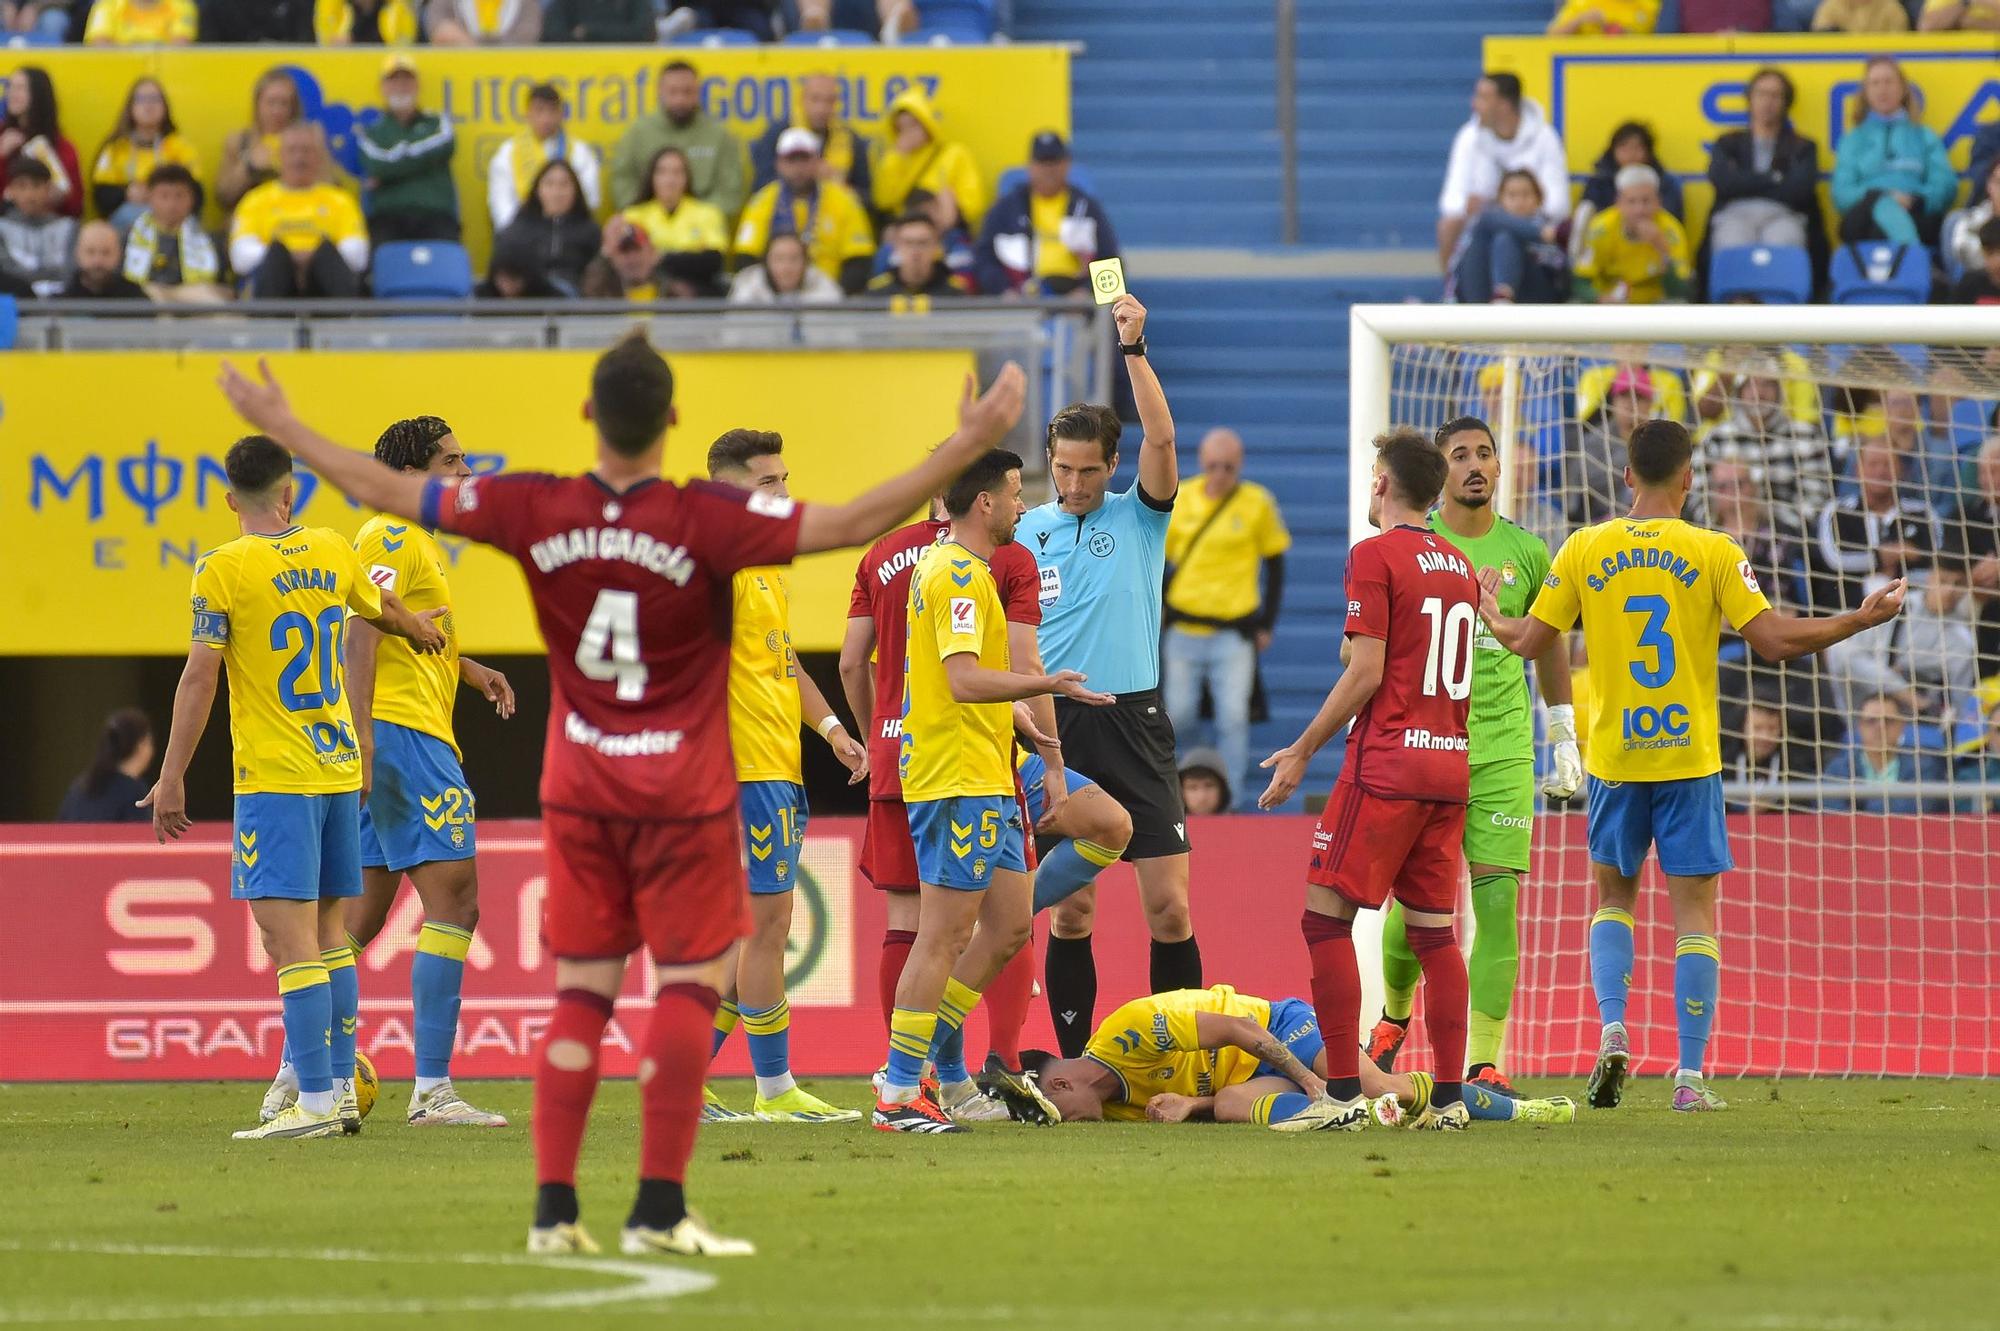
{"left": 1032, "top": 984, "right": 1576, "bottom": 1128}
{"left": 700, "top": 430, "right": 869, "bottom": 1125}
{"left": 255, "top": 417, "right": 516, "bottom": 1129}
{"left": 874, "top": 448, "right": 1111, "bottom": 1133}
{"left": 1480, "top": 419, "right": 1904, "bottom": 1113}
{"left": 142, "top": 435, "right": 446, "bottom": 1140}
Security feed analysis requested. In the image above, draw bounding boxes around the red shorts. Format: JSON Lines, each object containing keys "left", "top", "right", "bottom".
{"left": 541, "top": 809, "right": 749, "bottom": 964}
{"left": 862, "top": 780, "right": 1039, "bottom": 893}
{"left": 1306, "top": 781, "right": 1465, "bottom": 914}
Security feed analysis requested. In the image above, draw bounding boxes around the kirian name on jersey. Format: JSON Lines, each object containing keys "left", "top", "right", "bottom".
{"left": 269, "top": 566, "right": 342, "bottom": 597}
{"left": 1415, "top": 550, "right": 1470, "bottom": 577}
{"left": 529, "top": 527, "right": 694, "bottom": 584}
{"left": 1584, "top": 544, "right": 1702, "bottom": 592}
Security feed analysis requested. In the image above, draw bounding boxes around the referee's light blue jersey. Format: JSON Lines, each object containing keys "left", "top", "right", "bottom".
{"left": 1017, "top": 482, "right": 1175, "bottom": 695}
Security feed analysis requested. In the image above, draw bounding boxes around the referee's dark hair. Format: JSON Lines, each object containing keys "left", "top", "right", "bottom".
{"left": 224, "top": 434, "right": 294, "bottom": 498}
{"left": 707, "top": 428, "right": 783, "bottom": 478}
{"left": 591, "top": 331, "right": 676, "bottom": 458}
{"left": 1628, "top": 418, "right": 1694, "bottom": 486}
{"left": 375, "top": 416, "right": 454, "bottom": 471}
{"left": 1434, "top": 415, "right": 1496, "bottom": 450}
{"left": 943, "top": 448, "right": 1024, "bottom": 517}
{"left": 1372, "top": 426, "right": 1448, "bottom": 510}
{"left": 1046, "top": 402, "right": 1122, "bottom": 465}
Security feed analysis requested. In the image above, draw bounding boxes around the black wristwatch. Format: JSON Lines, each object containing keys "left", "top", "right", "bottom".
{"left": 1119, "top": 336, "right": 1148, "bottom": 358}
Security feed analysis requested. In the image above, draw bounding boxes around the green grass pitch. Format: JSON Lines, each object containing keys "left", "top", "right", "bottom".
{"left": 3, "top": 1077, "right": 1997, "bottom": 1329}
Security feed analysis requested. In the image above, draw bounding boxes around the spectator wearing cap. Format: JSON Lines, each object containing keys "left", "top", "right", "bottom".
{"left": 1702, "top": 67, "right": 1825, "bottom": 279}
{"left": 59, "top": 220, "right": 145, "bottom": 299}
{"left": 1436, "top": 72, "right": 1571, "bottom": 278}
{"left": 1812, "top": 435, "right": 1941, "bottom": 612}
{"left": 1161, "top": 427, "right": 1289, "bottom": 806}
{"left": 494, "top": 158, "right": 599, "bottom": 294}
{"left": 543, "top": 0, "right": 654, "bottom": 40}
{"left": 0, "top": 157, "right": 77, "bottom": 297}
{"left": 732, "top": 127, "right": 875, "bottom": 295}
{"left": 228, "top": 122, "right": 368, "bottom": 299}
{"left": 358, "top": 55, "right": 459, "bottom": 244}
{"left": 1696, "top": 355, "right": 1833, "bottom": 533}
{"left": 124, "top": 164, "right": 225, "bottom": 301}
{"left": 424, "top": 0, "right": 540, "bottom": 43}
{"left": 488, "top": 84, "right": 601, "bottom": 233}
{"left": 973, "top": 131, "right": 1120, "bottom": 298}
{"left": 728, "top": 232, "right": 843, "bottom": 305}
{"left": 866, "top": 209, "right": 967, "bottom": 304}
{"left": 752, "top": 75, "right": 871, "bottom": 203}
{"left": 872, "top": 87, "right": 986, "bottom": 234}
{"left": 83, "top": 0, "right": 195, "bottom": 43}
{"left": 1547, "top": 0, "right": 1660, "bottom": 32}
{"left": 1832, "top": 55, "right": 1958, "bottom": 249}
{"left": 610, "top": 62, "right": 747, "bottom": 224}
{"left": 1177, "top": 748, "right": 1232, "bottom": 817}
{"left": 1572, "top": 164, "right": 1691, "bottom": 303}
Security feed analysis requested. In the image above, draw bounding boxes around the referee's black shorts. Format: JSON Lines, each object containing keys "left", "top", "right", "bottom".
{"left": 1054, "top": 688, "right": 1188, "bottom": 861}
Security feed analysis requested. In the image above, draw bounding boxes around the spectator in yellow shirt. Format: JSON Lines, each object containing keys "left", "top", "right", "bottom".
{"left": 1811, "top": 0, "right": 1910, "bottom": 30}
{"left": 1161, "top": 428, "right": 1291, "bottom": 807}
{"left": 733, "top": 127, "right": 876, "bottom": 295}
{"left": 84, "top": 0, "right": 195, "bottom": 43}
{"left": 871, "top": 88, "right": 986, "bottom": 234}
{"left": 217, "top": 70, "right": 318, "bottom": 219}
{"left": 228, "top": 122, "right": 368, "bottom": 298}
{"left": 90, "top": 77, "right": 200, "bottom": 230}
{"left": 1572, "top": 164, "right": 1690, "bottom": 304}
{"left": 1547, "top": 0, "right": 1659, "bottom": 32}
{"left": 618, "top": 146, "right": 727, "bottom": 297}
{"left": 1917, "top": 0, "right": 2000, "bottom": 28}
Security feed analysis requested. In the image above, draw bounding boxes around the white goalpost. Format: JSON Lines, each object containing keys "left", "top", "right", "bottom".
{"left": 1345, "top": 303, "right": 2000, "bottom": 1080}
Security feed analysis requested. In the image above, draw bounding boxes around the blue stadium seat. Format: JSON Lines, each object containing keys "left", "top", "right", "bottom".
{"left": 3, "top": 28, "right": 66, "bottom": 46}
{"left": 373, "top": 242, "right": 474, "bottom": 301}
{"left": 1829, "top": 242, "right": 1931, "bottom": 305}
{"left": 668, "top": 28, "right": 760, "bottom": 46}
{"left": 779, "top": 28, "right": 876, "bottom": 44}
{"left": 0, "top": 294, "right": 17, "bottom": 351}
{"left": 916, "top": 0, "right": 996, "bottom": 35}
{"left": 995, "top": 163, "right": 1099, "bottom": 198}
{"left": 1949, "top": 395, "right": 1996, "bottom": 454}
{"left": 1709, "top": 244, "right": 1812, "bottom": 305}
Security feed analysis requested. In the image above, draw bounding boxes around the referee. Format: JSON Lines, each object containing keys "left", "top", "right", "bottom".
{"left": 1018, "top": 293, "right": 1198, "bottom": 1058}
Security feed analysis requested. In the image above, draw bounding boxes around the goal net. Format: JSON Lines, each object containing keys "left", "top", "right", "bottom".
{"left": 1347, "top": 305, "right": 2000, "bottom": 1080}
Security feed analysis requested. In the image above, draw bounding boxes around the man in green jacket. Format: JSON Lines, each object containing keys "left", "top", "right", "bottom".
{"left": 359, "top": 54, "right": 460, "bottom": 244}
{"left": 610, "top": 60, "right": 748, "bottom": 221}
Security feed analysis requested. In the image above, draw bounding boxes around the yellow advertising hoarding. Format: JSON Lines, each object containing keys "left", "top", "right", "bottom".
{"left": 0, "top": 45, "right": 1070, "bottom": 262}
{"left": 1484, "top": 33, "right": 2000, "bottom": 238}
{"left": 0, "top": 347, "right": 973, "bottom": 656}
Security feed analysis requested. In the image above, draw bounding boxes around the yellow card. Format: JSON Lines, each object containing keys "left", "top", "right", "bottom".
{"left": 1088, "top": 257, "right": 1127, "bottom": 305}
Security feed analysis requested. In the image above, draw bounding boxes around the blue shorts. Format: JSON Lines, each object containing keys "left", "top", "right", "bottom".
{"left": 359, "top": 721, "right": 476, "bottom": 873}
{"left": 907, "top": 794, "right": 1028, "bottom": 891}
{"left": 1586, "top": 774, "right": 1733, "bottom": 879}
{"left": 1017, "top": 751, "right": 1100, "bottom": 826}
{"left": 1251, "top": 997, "right": 1325, "bottom": 1080}
{"left": 740, "top": 779, "right": 807, "bottom": 894}
{"left": 233, "top": 790, "right": 363, "bottom": 901}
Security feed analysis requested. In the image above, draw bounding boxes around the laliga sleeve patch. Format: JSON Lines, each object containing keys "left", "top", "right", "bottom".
{"left": 949, "top": 596, "right": 977, "bottom": 636}
{"left": 1737, "top": 560, "right": 1762, "bottom": 595}
{"left": 369, "top": 564, "right": 398, "bottom": 591}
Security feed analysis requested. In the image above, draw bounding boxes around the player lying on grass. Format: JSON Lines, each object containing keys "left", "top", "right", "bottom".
{"left": 1028, "top": 985, "right": 1575, "bottom": 1129}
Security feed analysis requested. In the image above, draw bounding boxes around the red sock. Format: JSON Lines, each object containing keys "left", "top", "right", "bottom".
{"left": 1302, "top": 909, "right": 1359, "bottom": 1087}
{"left": 879, "top": 929, "right": 916, "bottom": 1032}
{"left": 639, "top": 982, "right": 718, "bottom": 1185}
{"left": 1407, "top": 924, "right": 1468, "bottom": 1090}
{"left": 983, "top": 943, "right": 1035, "bottom": 1070}
{"left": 533, "top": 987, "right": 614, "bottom": 1187}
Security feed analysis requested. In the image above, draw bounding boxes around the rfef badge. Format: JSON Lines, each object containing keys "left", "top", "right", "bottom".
{"left": 1088, "top": 256, "right": 1127, "bottom": 305}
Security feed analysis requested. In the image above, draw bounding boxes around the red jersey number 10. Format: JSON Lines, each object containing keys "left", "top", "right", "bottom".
{"left": 1418, "top": 596, "right": 1475, "bottom": 701}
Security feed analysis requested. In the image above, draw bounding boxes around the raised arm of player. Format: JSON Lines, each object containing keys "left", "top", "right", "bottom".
{"left": 1193, "top": 1012, "right": 1327, "bottom": 1100}
{"left": 798, "top": 665, "right": 867, "bottom": 785}
{"left": 1257, "top": 635, "right": 1386, "bottom": 810}
{"left": 1115, "top": 295, "right": 1178, "bottom": 507}
{"left": 1737, "top": 580, "right": 1908, "bottom": 662}
{"left": 218, "top": 359, "right": 430, "bottom": 523}
{"left": 797, "top": 365, "right": 1027, "bottom": 555}
{"left": 838, "top": 615, "right": 877, "bottom": 734}
{"left": 1476, "top": 567, "right": 1560, "bottom": 661}
{"left": 941, "top": 652, "right": 1113, "bottom": 707}
{"left": 138, "top": 645, "right": 222, "bottom": 843}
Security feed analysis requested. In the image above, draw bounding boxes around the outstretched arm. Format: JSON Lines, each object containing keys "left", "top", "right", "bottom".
{"left": 1477, "top": 567, "right": 1561, "bottom": 660}
{"left": 941, "top": 652, "right": 1113, "bottom": 706}
{"left": 219, "top": 359, "right": 430, "bottom": 521}
{"left": 1194, "top": 1013, "right": 1326, "bottom": 1100}
{"left": 1737, "top": 580, "right": 1908, "bottom": 663}
{"left": 1257, "top": 634, "right": 1385, "bottom": 809}
{"left": 1117, "top": 295, "right": 1178, "bottom": 507}
{"left": 139, "top": 646, "right": 222, "bottom": 843}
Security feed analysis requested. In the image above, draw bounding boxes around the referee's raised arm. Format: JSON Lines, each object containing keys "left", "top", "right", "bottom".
{"left": 1118, "top": 296, "right": 1180, "bottom": 507}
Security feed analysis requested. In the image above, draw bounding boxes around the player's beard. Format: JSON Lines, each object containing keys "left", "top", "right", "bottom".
{"left": 1455, "top": 487, "right": 1493, "bottom": 509}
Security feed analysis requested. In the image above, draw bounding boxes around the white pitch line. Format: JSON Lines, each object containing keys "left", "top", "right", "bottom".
{"left": 0, "top": 1239, "right": 715, "bottom": 1324}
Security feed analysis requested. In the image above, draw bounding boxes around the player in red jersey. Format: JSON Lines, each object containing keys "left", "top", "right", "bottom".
{"left": 218, "top": 336, "right": 1028, "bottom": 1256}
{"left": 1258, "top": 427, "right": 1481, "bottom": 1133}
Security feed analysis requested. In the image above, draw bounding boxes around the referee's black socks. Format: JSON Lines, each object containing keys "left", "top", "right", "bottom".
{"left": 1150, "top": 935, "right": 1203, "bottom": 995}
{"left": 1044, "top": 934, "right": 1097, "bottom": 1059}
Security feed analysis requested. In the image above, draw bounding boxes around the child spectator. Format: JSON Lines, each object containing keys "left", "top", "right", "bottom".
{"left": 1950, "top": 218, "right": 2000, "bottom": 303}
{"left": 1451, "top": 168, "right": 1568, "bottom": 303}
{"left": 1832, "top": 56, "right": 1958, "bottom": 248}
{"left": 0, "top": 66, "right": 82, "bottom": 219}
{"left": 217, "top": 70, "right": 313, "bottom": 218}
{"left": 620, "top": 146, "right": 727, "bottom": 298}
{"left": 487, "top": 84, "right": 601, "bottom": 233}
{"left": 59, "top": 220, "right": 145, "bottom": 299}
{"left": 1572, "top": 164, "right": 1691, "bottom": 303}
{"left": 493, "top": 158, "right": 599, "bottom": 294}
{"left": 726, "top": 231, "right": 842, "bottom": 305}
{"left": 732, "top": 129, "right": 874, "bottom": 295}
{"left": 872, "top": 88, "right": 985, "bottom": 233}
{"left": 867, "top": 211, "right": 968, "bottom": 301}
{"left": 90, "top": 78, "right": 199, "bottom": 231}
{"left": 228, "top": 123, "right": 368, "bottom": 298}
{"left": 83, "top": 0, "right": 195, "bottom": 43}
{"left": 0, "top": 157, "right": 77, "bottom": 296}
{"left": 974, "top": 131, "right": 1120, "bottom": 298}
{"left": 124, "top": 163, "right": 225, "bottom": 301}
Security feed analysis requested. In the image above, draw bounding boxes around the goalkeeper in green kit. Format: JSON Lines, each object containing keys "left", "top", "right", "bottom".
{"left": 1368, "top": 416, "right": 1582, "bottom": 1099}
